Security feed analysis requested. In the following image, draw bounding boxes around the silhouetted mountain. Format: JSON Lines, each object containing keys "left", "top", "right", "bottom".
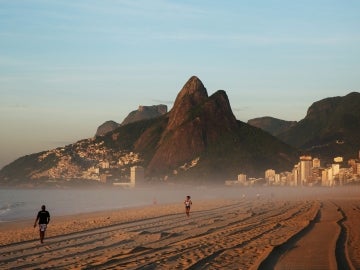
{"left": 247, "top": 117, "right": 297, "bottom": 136}
{"left": 278, "top": 92, "right": 360, "bottom": 163}
{"left": 113, "top": 76, "right": 298, "bottom": 181}
{"left": 95, "top": 105, "right": 168, "bottom": 137}
{"left": 121, "top": 105, "right": 167, "bottom": 126}
{"left": 0, "top": 76, "right": 298, "bottom": 185}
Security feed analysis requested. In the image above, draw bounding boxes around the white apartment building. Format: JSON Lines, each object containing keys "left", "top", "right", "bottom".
{"left": 130, "top": 166, "right": 144, "bottom": 187}
{"left": 292, "top": 164, "right": 300, "bottom": 186}
{"left": 300, "top": 156, "right": 312, "bottom": 184}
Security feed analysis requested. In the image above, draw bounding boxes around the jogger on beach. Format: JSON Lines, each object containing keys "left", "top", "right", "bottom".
{"left": 184, "top": 195, "right": 192, "bottom": 217}
{"left": 34, "top": 205, "right": 50, "bottom": 244}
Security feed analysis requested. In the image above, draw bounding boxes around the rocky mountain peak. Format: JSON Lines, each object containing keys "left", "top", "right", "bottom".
{"left": 174, "top": 76, "right": 208, "bottom": 103}
{"left": 202, "top": 90, "right": 238, "bottom": 131}
{"left": 145, "top": 77, "right": 242, "bottom": 176}
{"left": 167, "top": 76, "right": 208, "bottom": 130}
{"left": 305, "top": 97, "right": 341, "bottom": 120}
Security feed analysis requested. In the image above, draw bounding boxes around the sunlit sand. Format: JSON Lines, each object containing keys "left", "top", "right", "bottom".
{"left": 0, "top": 187, "right": 359, "bottom": 269}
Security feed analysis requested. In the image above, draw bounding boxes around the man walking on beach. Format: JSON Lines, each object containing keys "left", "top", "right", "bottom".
{"left": 184, "top": 195, "right": 192, "bottom": 217}
{"left": 34, "top": 205, "right": 50, "bottom": 244}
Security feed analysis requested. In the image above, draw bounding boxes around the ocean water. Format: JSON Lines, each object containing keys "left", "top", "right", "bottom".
{"left": 2, "top": 185, "right": 346, "bottom": 222}
{"left": 0, "top": 185, "right": 227, "bottom": 222}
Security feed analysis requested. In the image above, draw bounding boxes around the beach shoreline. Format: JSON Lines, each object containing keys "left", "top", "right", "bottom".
{"left": 1, "top": 192, "right": 360, "bottom": 269}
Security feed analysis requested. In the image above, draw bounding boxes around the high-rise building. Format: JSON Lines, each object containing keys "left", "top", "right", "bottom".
{"left": 265, "top": 169, "right": 276, "bottom": 185}
{"left": 300, "top": 156, "right": 312, "bottom": 184}
{"left": 292, "top": 164, "right": 299, "bottom": 186}
{"left": 327, "top": 167, "right": 334, "bottom": 186}
{"left": 321, "top": 169, "right": 328, "bottom": 186}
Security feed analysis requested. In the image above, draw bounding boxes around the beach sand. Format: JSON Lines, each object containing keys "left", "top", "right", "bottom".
{"left": 0, "top": 192, "right": 359, "bottom": 270}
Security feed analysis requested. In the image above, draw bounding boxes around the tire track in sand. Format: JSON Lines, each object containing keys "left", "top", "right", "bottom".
{"left": 0, "top": 199, "right": 319, "bottom": 270}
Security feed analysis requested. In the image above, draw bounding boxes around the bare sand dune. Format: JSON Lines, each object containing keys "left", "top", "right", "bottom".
{"left": 0, "top": 194, "right": 359, "bottom": 270}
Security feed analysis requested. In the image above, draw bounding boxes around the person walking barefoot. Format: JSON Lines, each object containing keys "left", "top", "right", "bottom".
{"left": 184, "top": 195, "right": 192, "bottom": 217}
{"left": 34, "top": 205, "right": 50, "bottom": 244}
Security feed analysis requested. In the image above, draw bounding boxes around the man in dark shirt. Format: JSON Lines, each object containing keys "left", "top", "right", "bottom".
{"left": 34, "top": 205, "right": 50, "bottom": 244}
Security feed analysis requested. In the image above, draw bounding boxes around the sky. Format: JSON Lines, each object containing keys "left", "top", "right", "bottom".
{"left": 1, "top": 0, "right": 360, "bottom": 169}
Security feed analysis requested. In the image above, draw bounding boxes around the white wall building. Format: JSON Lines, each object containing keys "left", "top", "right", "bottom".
{"left": 130, "top": 166, "right": 144, "bottom": 187}
{"left": 300, "top": 156, "right": 312, "bottom": 184}
{"left": 292, "top": 164, "right": 299, "bottom": 186}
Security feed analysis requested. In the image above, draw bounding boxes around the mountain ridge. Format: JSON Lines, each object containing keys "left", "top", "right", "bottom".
{"left": 247, "top": 117, "right": 297, "bottom": 136}
{"left": 277, "top": 92, "right": 360, "bottom": 163}
{"left": 95, "top": 105, "right": 168, "bottom": 136}
{"left": 0, "top": 76, "right": 297, "bottom": 185}
{"left": 1, "top": 78, "right": 358, "bottom": 186}
{"left": 248, "top": 92, "right": 360, "bottom": 164}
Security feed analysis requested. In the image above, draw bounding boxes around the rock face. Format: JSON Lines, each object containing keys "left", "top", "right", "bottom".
{"left": 142, "top": 76, "right": 240, "bottom": 176}
{"left": 134, "top": 76, "right": 296, "bottom": 180}
{"left": 247, "top": 117, "right": 297, "bottom": 136}
{"left": 95, "top": 121, "right": 120, "bottom": 136}
{"left": 278, "top": 92, "right": 360, "bottom": 162}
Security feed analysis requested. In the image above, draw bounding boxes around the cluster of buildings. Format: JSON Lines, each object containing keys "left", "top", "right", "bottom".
{"left": 226, "top": 151, "right": 360, "bottom": 187}
{"left": 37, "top": 135, "right": 360, "bottom": 188}
{"left": 83, "top": 151, "right": 143, "bottom": 183}
{"left": 34, "top": 136, "right": 145, "bottom": 187}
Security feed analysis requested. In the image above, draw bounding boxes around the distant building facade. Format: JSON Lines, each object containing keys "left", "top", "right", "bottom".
{"left": 130, "top": 166, "right": 144, "bottom": 186}
{"left": 299, "top": 156, "right": 312, "bottom": 185}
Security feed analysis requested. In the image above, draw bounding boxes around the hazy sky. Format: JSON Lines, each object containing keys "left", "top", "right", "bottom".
{"left": 1, "top": 0, "right": 360, "bottom": 168}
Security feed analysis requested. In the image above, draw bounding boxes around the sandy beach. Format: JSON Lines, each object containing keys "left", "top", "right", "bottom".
{"left": 1, "top": 190, "right": 359, "bottom": 270}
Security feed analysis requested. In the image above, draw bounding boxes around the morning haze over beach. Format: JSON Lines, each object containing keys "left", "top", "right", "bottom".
{"left": 1, "top": 1, "right": 360, "bottom": 269}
